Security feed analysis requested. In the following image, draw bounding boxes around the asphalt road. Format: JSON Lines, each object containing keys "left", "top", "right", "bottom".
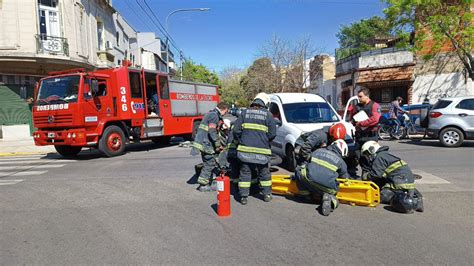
{"left": 1, "top": 140, "right": 473, "bottom": 264}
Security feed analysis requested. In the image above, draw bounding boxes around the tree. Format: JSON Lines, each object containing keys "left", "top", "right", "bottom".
{"left": 247, "top": 35, "right": 319, "bottom": 93}
{"left": 384, "top": 0, "right": 473, "bottom": 80}
{"left": 336, "top": 16, "right": 394, "bottom": 59}
{"left": 176, "top": 59, "right": 221, "bottom": 85}
{"left": 219, "top": 67, "right": 249, "bottom": 107}
{"left": 240, "top": 58, "right": 278, "bottom": 101}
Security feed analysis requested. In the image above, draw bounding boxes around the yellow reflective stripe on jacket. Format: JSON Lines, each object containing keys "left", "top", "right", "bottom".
{"left": 199, "top": 124, "right": 209, "bottom": 131}
{"left": 192, "top": 142, "right": 204, "bottom": 151}
{"left": 242, "top": 123, "right": 268, "bottom": 132}
{"left": 311, "top": 157, "right": 338, "bottom": 172}
{"left": 260, "top": 180, "right": 272, "bottom": 187}
{"left": 237, "top": 145, "right": 272, "bottom": 155}
{"left": 385, "top": 183, "right": 416, "bottom": 190}
{"left": 383, "top": 160, "right": 407, "bottom": 177}
{"left": 238, "top": 181, "right": 251, "bottom": 188}
{"left": 227, "top": 143, "right": 237, "bottom": 149}
{"left": 301, "top": 173, "right": 337, "bottom": 194}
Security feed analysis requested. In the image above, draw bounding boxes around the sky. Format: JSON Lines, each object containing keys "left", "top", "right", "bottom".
{"left": 113, "top": 0, "right": 387, "bottom": 73}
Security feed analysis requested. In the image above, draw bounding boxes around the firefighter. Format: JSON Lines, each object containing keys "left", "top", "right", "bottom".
{"left": 191, "top": 102, "right": 229, "bottom": 192}
{"left": 233, "top": 92, "right": 277, "bottom": 205}
{"left": 294, "top": 139, "right": 350, "bottom": 216}
{"left": 347, "top": 88, "right": 382, "bottom": 177}
{"left": 361, "top": 140, "right": 424, "bottom": 213}
{"left": 294, "top": 123, "right": 347, "bottom": 165}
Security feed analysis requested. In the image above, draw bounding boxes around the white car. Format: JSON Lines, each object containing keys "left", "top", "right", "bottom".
{"left": 268, "top": 93, "right": 356, "bottom": 170}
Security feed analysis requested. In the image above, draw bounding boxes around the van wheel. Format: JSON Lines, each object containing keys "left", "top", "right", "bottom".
{"left": 439, "top": 127, "right": 464, "bottom": 147}
{"left": 99, "top": 125, "right": 126, "bottom": 157}
{"left": 285, "top": 145, "right": 296, "bottom": 172}
{"left": 54, "top": 145, "right": 81, "bottom": 157}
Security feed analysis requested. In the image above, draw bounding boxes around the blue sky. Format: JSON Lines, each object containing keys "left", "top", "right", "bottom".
{"left": 114, "top": 0, "right": 387, "bottom": 73}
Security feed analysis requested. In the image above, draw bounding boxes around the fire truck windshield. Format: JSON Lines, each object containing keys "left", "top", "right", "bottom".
{"left": 37, "top": 75, "right": 80, "bottom": 105}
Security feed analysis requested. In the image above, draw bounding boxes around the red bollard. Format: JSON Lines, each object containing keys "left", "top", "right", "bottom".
{"left": 216, "top": 174, "right": 231, "bottom": 217}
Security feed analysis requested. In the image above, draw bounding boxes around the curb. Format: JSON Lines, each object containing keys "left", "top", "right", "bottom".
{"left": 0, "top": 151, "right": 53, "bottom": 157}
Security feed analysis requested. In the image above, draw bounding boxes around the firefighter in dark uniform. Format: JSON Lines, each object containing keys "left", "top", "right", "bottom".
{"left": 295, "top": 123, "right": 347, "bottom": 165}
{"left": 347, "top": 88, "right": 382, "bottom": 177}
{"left": 294, "top": 139, "right": 350, "bottom": 216}
{"left": 233, "top": 93, "right": 276, "bottom": 205}
{"left": 191, "top": 102, "right": 229, "bottom": 192}
{"left": 361, "top": 141, "right": 424, "bottom": 213}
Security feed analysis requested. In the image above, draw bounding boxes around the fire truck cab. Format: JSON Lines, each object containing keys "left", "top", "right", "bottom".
{"left": 32, "top": 65, "right": 219, "bottom": 157}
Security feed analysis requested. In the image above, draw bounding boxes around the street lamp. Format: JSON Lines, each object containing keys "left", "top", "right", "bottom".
{"left": 165, "top": 8, "right": 211, "bottom": 32}
{"left": 164, "top": 8, "right": 210, "bottom": 80}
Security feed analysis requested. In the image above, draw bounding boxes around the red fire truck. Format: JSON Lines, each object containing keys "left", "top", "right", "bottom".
{"left": 32, "top": 64, "right": 220, "bottom": 157}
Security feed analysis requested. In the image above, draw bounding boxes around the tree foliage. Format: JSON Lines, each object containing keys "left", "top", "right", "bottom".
{"left": 176, "top": 60, "right": 221, "bottom": 85}
{"left": 384, "top": 0, "right": 473, "bottom": 80}
{"left": 219, "top": 67, "right": 249, "bottom": 107}
{"left": 240, "top": 35, "right": 318, "bottom": 98}
{"left": 336, "top": 16, "right": 394, "bottom": 59}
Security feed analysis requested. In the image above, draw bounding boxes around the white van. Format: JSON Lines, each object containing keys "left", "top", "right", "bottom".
{"left": 268, "top": 93, "right": 355, "bottom": 170}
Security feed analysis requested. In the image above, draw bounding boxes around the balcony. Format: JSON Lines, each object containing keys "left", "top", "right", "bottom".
{"left": 35, "top": 34, "right": 69, "bottom": 56}
{"left": 336, "top": 47, "right": 413, "bottom": 75}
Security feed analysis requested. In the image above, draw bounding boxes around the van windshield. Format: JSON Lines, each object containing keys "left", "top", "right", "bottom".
{"left": 283, "top": 102, "right": 339, "bottom": 123}
{"left": 37, "top": 75, "right": 80, "bottom": 105}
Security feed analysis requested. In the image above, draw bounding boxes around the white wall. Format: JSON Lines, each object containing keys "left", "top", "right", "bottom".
{"left": 412, "top": 73, "right": 474, "bottom": 104}
{"left": 359, "top": 51, "right": 413, "bottom": 69}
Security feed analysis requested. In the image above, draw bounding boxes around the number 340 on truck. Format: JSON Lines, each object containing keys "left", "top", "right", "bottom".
{"left": 32, "top": 63, "right": 219, "bottom": 157}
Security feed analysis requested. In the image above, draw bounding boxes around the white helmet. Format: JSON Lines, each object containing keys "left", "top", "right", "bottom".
{"left": 361, "top": 140, "right": 381, "bottom": 155}
{"left": 222, "top": 119, "right": 231, "bottom": 130}
{"left": 331, "top": 139, "right": 348, "bottom": 157}
{"left": 253, "top": 92, "right": 270, "bottom": 107}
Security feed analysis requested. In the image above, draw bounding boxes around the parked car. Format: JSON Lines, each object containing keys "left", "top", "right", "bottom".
{"left": 268, "top": 93, "right": 355, "bottom": 171}
{"left": 426, "top": 96, "right": 474, "bottom": 147}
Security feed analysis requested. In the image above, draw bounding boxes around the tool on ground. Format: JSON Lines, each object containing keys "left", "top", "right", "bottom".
{"left": 271, "top": 175, "right": 380, "bottom": 207}
{"left": 216, "top": 173, "right": 231, "bottom": 217}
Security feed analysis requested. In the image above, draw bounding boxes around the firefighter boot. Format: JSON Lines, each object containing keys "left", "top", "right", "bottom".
{"left": 321, "top": 193, "right": 332, "bottom": 216}
{"left": 240, "top": 196, "right": 248, "bottom": 205}
{"left": 414, "top": 189, "right": 424, "bottom": 213}
{"left": 263, "top": 194, "right": 272, "bottom": 202}
{"left": 197, "top": 184, "right": 212, "bottom": 192}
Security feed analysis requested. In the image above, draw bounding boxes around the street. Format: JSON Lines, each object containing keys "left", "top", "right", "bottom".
{"left": 1, "top": 140, "right": 473, "bottom": 264}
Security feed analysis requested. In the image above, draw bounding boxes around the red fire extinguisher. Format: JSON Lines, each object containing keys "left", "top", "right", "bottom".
{"left": 216, "top": 173, "right": 231, "bottom": 217}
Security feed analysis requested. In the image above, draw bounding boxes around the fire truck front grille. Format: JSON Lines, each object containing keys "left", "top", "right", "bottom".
{"left": 34, "top": 114, "right": 73, "bottom": 125}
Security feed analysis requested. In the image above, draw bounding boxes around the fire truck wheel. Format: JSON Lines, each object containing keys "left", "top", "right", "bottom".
{"left": 54, "top": 145, "right": 82, "bottom": 157}
{"left": 99, "top": 125, "right": 126, "bottom": 157}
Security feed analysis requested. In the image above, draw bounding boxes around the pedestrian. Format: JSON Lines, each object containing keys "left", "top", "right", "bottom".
{"left": 389, "top": 96, "right": 408, "bottom": 130}
{"left": 346, "top": 88, "right": 382, "bottom": 178}
{"left": 294, "top": 123, "right": 347, "bottom": 165}
{"left": 233, "top": 92, "right": 277, "bottom": 205}
{"left": 191, "top": 102, "right": 229, "bottom": 192}
{"left": 294, "top": 139, "right": 350, "bottom": 216}
{"left": 361, "top": 140, "right": 424, "bottom": 213}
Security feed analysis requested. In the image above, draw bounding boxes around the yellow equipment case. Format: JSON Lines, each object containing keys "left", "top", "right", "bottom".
{"left": 271, "top": 175, "right": 380, "bottom": 207}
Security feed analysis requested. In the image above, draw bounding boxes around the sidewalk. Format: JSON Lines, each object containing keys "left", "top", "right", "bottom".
{"left": 0, "top": 137, "right": 56, "bottom": 157}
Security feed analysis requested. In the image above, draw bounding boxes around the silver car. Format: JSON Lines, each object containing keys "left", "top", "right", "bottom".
{"left": 426, "top": 96, "right": 474, "bottom": 147}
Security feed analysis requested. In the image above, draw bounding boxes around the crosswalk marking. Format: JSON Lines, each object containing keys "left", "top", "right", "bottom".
{"left": 0, "top": 159, "right": 76, "bottom": 165}
{"left": 413, "top": 170, "right": 450, "bottom": 184}
{"left": 0, "top": 164, "right": 66, "bottom": 170}
{"left": 0, "top": 171, "right": 48, "bottom": 177}
{"left": 0, "top": 179, "right": 24, "bottom": 186}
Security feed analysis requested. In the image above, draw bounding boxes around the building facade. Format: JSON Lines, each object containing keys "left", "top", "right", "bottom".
{"left": 308, "top": 54, "right": 336, "bottom": 107}
{"left": 0, "top": 0, "right": 172, "bottom": 139}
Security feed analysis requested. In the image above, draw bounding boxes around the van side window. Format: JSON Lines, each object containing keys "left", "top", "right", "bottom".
{"left": 159, "top": 76, "right": 169, "bottom": 100}
{"left": 456, "top": 99, "right": 474, "bottom": 110}
{"left": 269, "top": 102, "right": 281, "bottom": 120}
{"left": 129, "top": 72, "right": 142, "bottom": 98}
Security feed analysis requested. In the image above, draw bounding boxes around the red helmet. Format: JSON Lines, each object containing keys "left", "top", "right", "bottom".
{"left": 329, "top": 123, "right": 346, "bottom": 140}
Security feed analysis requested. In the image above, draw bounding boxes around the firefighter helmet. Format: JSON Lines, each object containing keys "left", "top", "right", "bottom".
{"left": 331, "top": 139, "right": 348, "bottom": 157}
{"left": 329, "top": 123, "right": 347, "bottom": 140}
{"left": 253, "top": 92, "right": 270, "bottom": 108}
{"left": 222, "top": 119, "right": 231, "bottom": 130}
{"left": 361, "top": 140, "right": 381, "bottom": 155}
